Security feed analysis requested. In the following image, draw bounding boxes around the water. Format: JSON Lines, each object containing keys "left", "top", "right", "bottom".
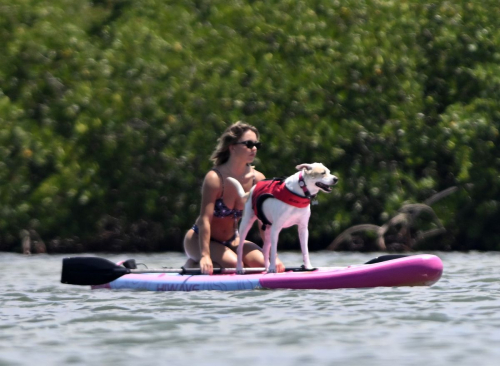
{"left": 1, "top": 251, "right": 499, "bottom": 366}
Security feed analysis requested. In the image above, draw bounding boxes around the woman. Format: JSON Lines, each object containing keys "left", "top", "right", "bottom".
{"left": 183, "top": 121, "right": 285, "bottom": 274}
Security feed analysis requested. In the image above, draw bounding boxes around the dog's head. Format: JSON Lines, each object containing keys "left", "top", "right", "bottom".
{"left": 296, "top": 163, "right": 338, "bottom": 194}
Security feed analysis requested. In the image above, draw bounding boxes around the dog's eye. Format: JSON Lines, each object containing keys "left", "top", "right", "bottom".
{"left": 322, "top": 171, "right": 326, "bottom": 175}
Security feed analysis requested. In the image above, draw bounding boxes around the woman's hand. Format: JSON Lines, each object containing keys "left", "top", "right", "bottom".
{"left": 200, "top": 255, "right": 213, "bottom": 275}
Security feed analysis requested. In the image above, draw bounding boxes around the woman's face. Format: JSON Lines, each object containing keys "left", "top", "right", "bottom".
{"left": 232, "top": 130, "right": 260, "bottom": 163}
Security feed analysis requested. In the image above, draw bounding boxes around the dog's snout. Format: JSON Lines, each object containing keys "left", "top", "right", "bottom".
{"left": 333, "top": 176, "right": 338, "bottom": 185}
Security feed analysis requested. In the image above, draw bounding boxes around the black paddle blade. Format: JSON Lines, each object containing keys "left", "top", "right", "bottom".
{"left": 364, "top": 254, "right": 409, "bottom": 264}
{"left": 61, "top": 257, "right": 130, "bottom": 286}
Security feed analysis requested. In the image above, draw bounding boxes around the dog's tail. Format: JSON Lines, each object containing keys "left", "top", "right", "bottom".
{"left": 227, "top": 177, "right": 251, "bottom": 202}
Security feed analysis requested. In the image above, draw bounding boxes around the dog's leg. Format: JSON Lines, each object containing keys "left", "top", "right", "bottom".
{"left": 267, "top": 225, "right": 281, "bottom": 273}
{"left": 298, "top": 223, "right": 313, "bottom": 269}
{"left": 236, "top": 212, "right": 256, "bottom": 274}
{"left": 261, "top": 227, "right": 272, "bottom": 270}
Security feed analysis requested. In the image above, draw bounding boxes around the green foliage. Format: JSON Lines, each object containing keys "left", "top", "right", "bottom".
{"left": 1, "top": 0, "right": 499, "bottom": 251}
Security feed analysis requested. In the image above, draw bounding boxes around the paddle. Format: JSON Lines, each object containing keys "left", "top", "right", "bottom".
{"left": 61, "top": 254, "right": 410, "bottom": 286}
{"left": 60, "top": 257, "right": 311, "bottom": 286}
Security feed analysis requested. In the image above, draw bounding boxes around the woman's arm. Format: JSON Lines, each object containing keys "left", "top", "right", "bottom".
{"left": 196, "top": 171, "right": 221, "bottom": 275}
{"left": 253, "top": 168, "right": 266, "bottom": 183}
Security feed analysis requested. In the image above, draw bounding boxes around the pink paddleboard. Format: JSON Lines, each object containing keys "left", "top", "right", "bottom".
{"left": 91, "top": 254, "right": 443, "bottom": 292}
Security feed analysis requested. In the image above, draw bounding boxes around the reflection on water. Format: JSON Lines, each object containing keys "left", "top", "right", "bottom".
{"left": 1, "top": 252, "right": 500, "bottom": 366}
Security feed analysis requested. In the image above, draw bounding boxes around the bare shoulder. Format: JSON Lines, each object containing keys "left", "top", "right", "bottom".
{"left": 202, "top": 169, "right": 223, "bottom": 191}
{"left": 252, "top": 168, "right": 266, "bottom": 183}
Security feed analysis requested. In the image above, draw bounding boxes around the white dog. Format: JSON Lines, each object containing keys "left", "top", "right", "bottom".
{"left": 229, "top": 163, "right": 338, "bottom": 273}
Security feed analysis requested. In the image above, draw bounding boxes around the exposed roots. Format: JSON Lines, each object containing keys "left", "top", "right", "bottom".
{"left": 328, "top": 186, "right": 457, "bottom": 252}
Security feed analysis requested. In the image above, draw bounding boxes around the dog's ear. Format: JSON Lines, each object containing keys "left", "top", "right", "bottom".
{"left": 296, "top": 164, "right": 313, "bottom": 171}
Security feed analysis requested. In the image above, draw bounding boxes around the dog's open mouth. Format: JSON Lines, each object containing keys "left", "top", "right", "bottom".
{"left": 315, "top": 182, "right": 333, "bottom": 192}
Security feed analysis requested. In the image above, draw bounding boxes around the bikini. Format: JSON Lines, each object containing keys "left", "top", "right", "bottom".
{"left": 191, "top": 168, "right": 255, "bottom": 247}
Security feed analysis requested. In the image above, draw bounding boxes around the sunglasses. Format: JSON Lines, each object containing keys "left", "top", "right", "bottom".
{"left": 235, "top": 140, "right": 262, "bottom": 149}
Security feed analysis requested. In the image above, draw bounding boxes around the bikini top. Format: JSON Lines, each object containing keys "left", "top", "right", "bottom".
{"left": 211, "top": 168, "right": 255, "bottom": 219}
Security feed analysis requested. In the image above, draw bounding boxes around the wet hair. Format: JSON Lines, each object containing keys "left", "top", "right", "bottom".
{"left": 210, "top": 121, "right": 260, "bottom": 166}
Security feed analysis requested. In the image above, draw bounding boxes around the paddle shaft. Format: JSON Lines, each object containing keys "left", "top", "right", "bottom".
{"left": 60, "top": 256, "right": 319, "bottom": 286}
{"left": 128, "top": 267, "right": 307, "bottom": 275}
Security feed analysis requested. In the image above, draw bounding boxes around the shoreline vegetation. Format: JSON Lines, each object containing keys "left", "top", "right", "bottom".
{"left": 1, "top": 1, "right": 499, "bottom": 254}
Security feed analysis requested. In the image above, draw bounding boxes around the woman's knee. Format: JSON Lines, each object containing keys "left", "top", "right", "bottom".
{"left": 183, "top": 231, "right": 200, "bottom": 260}
{"left": 211, "top": 244, "right": 238, "bottom": 267}
{"left": 242, "top": 241, "right": 263, "bottom": 254}
{"left": 242, "top": 241, "right": 265, "bottom": 267}
{"left": 183, "top": 258, "right": 199, "bottom": 268}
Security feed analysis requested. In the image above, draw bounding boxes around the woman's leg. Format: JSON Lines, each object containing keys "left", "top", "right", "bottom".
{"left": 241, "top": 240, "right": 285, "bottom": 271}
{"left": 241, "top": 241, "right": 265, "bottom": 267}
{"left": 183, "top": 229, "right": 199, "bottom": 262}
{"left": 183, "top": 230, "right": 284, "bottom": 270}
{"left": 183, "top": 229, "right": 239, "bottom": 268}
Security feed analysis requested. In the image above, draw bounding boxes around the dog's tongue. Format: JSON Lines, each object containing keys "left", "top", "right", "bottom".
{"left": 315, "top": 182, "right": 332, "bottom": 192}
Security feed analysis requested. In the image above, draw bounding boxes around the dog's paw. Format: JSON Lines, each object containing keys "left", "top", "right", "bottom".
{"left": 266, "top": 267, "right": 277, "bottom": 273}
{"left": 303, "top": 262, "right": 313, "bottom": 270}
{"left": 236, "top": 265, "right": 245, "bottom": 275}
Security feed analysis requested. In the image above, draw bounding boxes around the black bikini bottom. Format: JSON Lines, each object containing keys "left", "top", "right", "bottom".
{"left": 191, "top": 224, "right": 236, "bottom": 247}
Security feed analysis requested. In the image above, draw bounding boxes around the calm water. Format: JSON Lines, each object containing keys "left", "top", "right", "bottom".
{"left": 1, "top": 251, "right": 499, "bottom": 366}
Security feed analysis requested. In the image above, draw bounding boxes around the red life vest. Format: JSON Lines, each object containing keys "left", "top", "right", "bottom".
{"left": 252, "top": 179, "right": 310, "bottom": 218}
